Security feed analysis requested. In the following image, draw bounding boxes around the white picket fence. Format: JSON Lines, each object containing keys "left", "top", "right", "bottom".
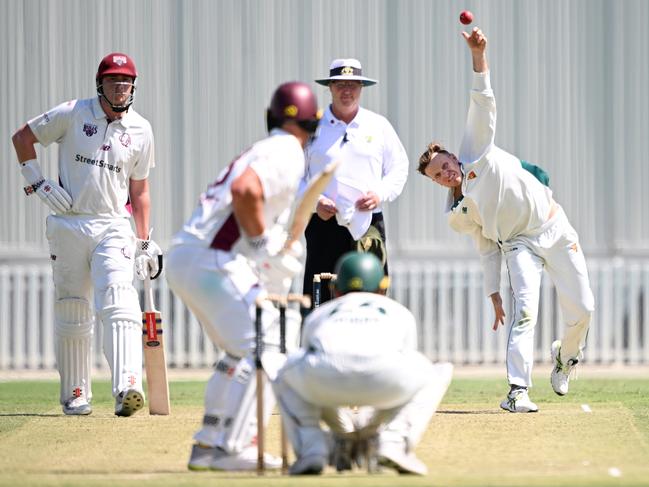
{"left": 1, "top": 258, "right": 648, "bottom": 370}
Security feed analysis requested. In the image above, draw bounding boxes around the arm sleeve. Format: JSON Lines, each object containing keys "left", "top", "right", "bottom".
{"left": 130, "top": 124, "right": 155, "bottom": 180}
{"left": 375, "top": 119, "right": 409, "bottom": 203}
{"left": 458, "top": 72, "right": 496, "bottom": 164}
{"left": 27, "top": 100, "right": 76, "bottom": 146}
{"left": 467, "top": 227, "right": 502, "bottom": 297}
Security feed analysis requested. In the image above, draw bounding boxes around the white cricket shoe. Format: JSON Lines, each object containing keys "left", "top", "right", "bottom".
{"left": 500, "top": 387, "right": 539, "bottom": 413}
{"left": 62, "top": 396, "right": 92, "bottom": 416}
{"left": 114, "top": 389, "right": 144, "bottom": 417}
{"left": 289, "top": 454, "right": 327, "bottom": 475}
{"left": 551, "top": 340, "right": 579, "bottom": 396}
{"left": 187, "top": 444, "right": 282, "bottom": 471}
{"left": 377, "top": 444, "right": 428, "bottom": 475}
{"left": 210, "top": 445, "right": 282, "bottom": 471}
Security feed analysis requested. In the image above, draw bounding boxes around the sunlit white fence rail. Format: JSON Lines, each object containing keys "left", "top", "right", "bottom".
{"left": 1, "top": 258, "right": 648, "bottom": 370}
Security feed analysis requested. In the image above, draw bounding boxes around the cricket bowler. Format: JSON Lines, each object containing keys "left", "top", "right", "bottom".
{"left": 417, "top": 27, "right": 594, "bottom": 412}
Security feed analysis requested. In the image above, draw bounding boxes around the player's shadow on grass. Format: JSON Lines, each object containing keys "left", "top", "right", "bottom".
{"left": 437, "top": 409, "right": 501, "bottom": 414}
{"left": 0, "top": 413, "right": 61, "bottom": 417}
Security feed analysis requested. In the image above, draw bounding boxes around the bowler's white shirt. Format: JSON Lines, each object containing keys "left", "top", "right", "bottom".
{"left": 303, "top": 105, "right": 409, "bottom": 209}
{"left": 28, "top": 97, "right": 155, "bottom": 218}
{"left": 447, "top": 72, "right": 554, "bottom": 295}
{"left": 171, "top": 128, "right": 305, "bottom": 255}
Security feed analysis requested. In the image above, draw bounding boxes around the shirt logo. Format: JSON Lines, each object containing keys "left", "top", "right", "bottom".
{"left": 468, "top": 170, "right": 477, "bottom": 180}
{"left": 119, "top": 133, "right": 131, "bottom": 147}
{"left": 42, "top": 113, "right": 50, "bottom": 123}
{"left": 101, "top": 144, "right": 111, "bottom": 151}
{"left": 82, "top": 122, "right": 98, "bottom": 137}
{"left": 462, "top": 207, "right": 468, "bottom": 214}
{"left": 113, "top": 55, "right": 127, "bottom": 66}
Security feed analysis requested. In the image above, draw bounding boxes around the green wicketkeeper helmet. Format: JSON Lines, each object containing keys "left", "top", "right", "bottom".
{"left": 334, "top": 251, "right": 389, "bottom": 294}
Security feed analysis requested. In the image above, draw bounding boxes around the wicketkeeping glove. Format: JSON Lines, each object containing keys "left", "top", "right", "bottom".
{"left": 135, "top": 233, "right": 163, "bottom": 280}
{"left": 21, "top": 159, "right": 72, "bottom": 214}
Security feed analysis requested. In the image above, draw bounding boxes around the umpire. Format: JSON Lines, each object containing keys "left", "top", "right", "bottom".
{"left": 302, "top": 58, "right": 409, "bottom": 304}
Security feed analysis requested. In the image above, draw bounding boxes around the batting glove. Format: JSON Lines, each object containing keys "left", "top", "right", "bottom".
{"left": 250, "top": 235, "right": 303, "bottom": 296}
{"left": 135, "top": 233, "right": 163, "bottom": 280}
{"left": 21, "top": 159, "right": 72, "bottom": 214}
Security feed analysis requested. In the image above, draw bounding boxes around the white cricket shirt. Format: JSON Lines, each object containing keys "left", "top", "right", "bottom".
{"left": 302, "top": 105, "right": 409, "bottom": 208}
{"left": 446, "top": 72, "right": 554, "bottom": 296}
{"left": 302, "top": 292, "right": 418, "bottom": 359}
{"left": 171, "top": 129, "right": 305, "bottom": 254}
{"left": 28, "top": 97, "right": 155, "bottom": 218}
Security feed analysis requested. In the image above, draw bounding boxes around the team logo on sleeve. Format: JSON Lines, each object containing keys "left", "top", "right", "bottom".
{"left": 119, "top": 133, "right": 131, "bottom": 147}
{"left": 42, "top": 112, "right": 50, "bottom": 123}
{"left": 82, "top": 123, "right": 98, "bottom": 137}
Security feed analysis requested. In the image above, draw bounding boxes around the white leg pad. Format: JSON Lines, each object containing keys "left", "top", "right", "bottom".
{"left": 194, "top": 354, "right": 275, "bottom": 453}
{"left": 55, "top": 298, "right": 94, "bottom": 404}
{"left": 98, "top": 283, "right": 143, "bottom": 397}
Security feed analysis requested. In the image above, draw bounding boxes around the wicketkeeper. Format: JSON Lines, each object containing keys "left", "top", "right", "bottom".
{"left": 11, "top": 53, "right": 160, "bottom": 417}
{"left": 417, "top": 27, "right": 594, "bottom": 412}
{"left": 273, "top": 252, "right": 453, "bottom": 475}
{"left": 165, "top": 81, "right": 322, "bottom": 471}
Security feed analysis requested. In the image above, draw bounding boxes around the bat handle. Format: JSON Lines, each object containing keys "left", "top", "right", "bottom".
{"left": 143, "top": 277, "right": 155, "bottom": 312}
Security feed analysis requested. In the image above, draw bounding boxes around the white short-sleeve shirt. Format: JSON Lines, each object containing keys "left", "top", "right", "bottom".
{"left": 28, "top": 97, "right": 155, "bottom": 218}
{"left": 302, "top": 106, "right": 409, "bottom": 207}
{"left": 171, "top": 129, "right": 305, "bottom": 253}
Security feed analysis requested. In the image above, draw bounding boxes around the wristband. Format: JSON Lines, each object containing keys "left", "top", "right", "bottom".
{"left": 246, "top": 232, "right": 268, "bottom": 250}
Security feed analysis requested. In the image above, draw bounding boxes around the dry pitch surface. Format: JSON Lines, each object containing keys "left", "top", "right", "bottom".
{"left": 1, "top": 373, "right": 648, "bottom": 487}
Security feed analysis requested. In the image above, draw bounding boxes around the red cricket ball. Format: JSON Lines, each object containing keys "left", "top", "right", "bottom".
{"left": 459, "top": 10, "right": 473, "bottom": 25}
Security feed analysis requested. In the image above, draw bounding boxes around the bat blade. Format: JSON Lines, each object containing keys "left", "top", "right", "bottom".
{"left": 142, "top": 283, "right": 170, "bottom": 415}
{"left": 285, "top": 160, "right": 340, "bottom": 249}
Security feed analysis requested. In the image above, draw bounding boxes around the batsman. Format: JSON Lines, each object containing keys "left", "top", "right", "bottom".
{"left": 165, "top": 81, "right": 322, "bottom": 471}
{"left": 273, "top": 252, "right": 453, "bottom": 476}
{"left": 11, "top": 52, "right": 160, "bottom": 417}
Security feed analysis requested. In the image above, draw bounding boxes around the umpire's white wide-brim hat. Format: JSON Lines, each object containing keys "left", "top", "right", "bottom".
{"left": 315, "top": 58, "right": 377, "bottom": 87}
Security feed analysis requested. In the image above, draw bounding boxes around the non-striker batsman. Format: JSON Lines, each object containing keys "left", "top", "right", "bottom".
{"left": 11, "top": 53, "right": 161, "bottom": 416}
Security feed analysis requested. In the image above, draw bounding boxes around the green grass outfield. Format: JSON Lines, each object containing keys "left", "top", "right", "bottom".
{"left": 1, "top": 375, "right": 648, "bottom": 487}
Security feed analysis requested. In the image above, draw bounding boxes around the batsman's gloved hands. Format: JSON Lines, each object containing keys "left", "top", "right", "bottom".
{"left": 249, "top": 232, "right": 303, "bottom": 296}
{"left": 135, "top": 234, "right": 163, "bottom": 280}
{"left": 21, "top": 159, "right": 72, "bottom": 214}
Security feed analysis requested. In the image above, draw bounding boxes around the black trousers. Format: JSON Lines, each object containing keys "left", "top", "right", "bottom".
{"left": 302, "top": 213, "right": 387, "bottom": 306}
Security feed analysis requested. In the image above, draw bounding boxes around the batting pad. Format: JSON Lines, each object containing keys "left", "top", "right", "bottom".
{"left": 99, "top": 283, "right": 143, "bottom": 397}
{"left": 195, "top": 354, "right": 275, "bottom": 453}
{"left": 55, "top": 297, "right": 94, "bottom": 403}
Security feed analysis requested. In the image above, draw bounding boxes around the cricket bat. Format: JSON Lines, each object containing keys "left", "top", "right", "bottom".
{"left": 284, "top": 160, "right": 340, "bottom": 249}
{"left": 142, "top": 277, "right": 170, "bottom": 415}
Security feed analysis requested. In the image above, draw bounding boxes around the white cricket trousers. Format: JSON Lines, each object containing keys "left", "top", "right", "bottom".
{"left": 501, "top": 206, "right": 594, "bottom": 387}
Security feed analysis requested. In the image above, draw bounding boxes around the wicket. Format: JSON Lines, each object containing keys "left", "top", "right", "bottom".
{"left": 312, "top": 273, "right": 337, "bottom": 308}
{"left": 254, "top": 293, "right": 311, "bottom": 475}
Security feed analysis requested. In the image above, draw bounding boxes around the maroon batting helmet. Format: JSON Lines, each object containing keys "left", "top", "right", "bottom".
{"left": 266, "top": 81, "right": 322, "bottom": 134}
{"left": 96, "top": 53, "right": 137, "bottom": 113}
{"left": 96, "top": 53, "right": 137, "bottom": 81}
